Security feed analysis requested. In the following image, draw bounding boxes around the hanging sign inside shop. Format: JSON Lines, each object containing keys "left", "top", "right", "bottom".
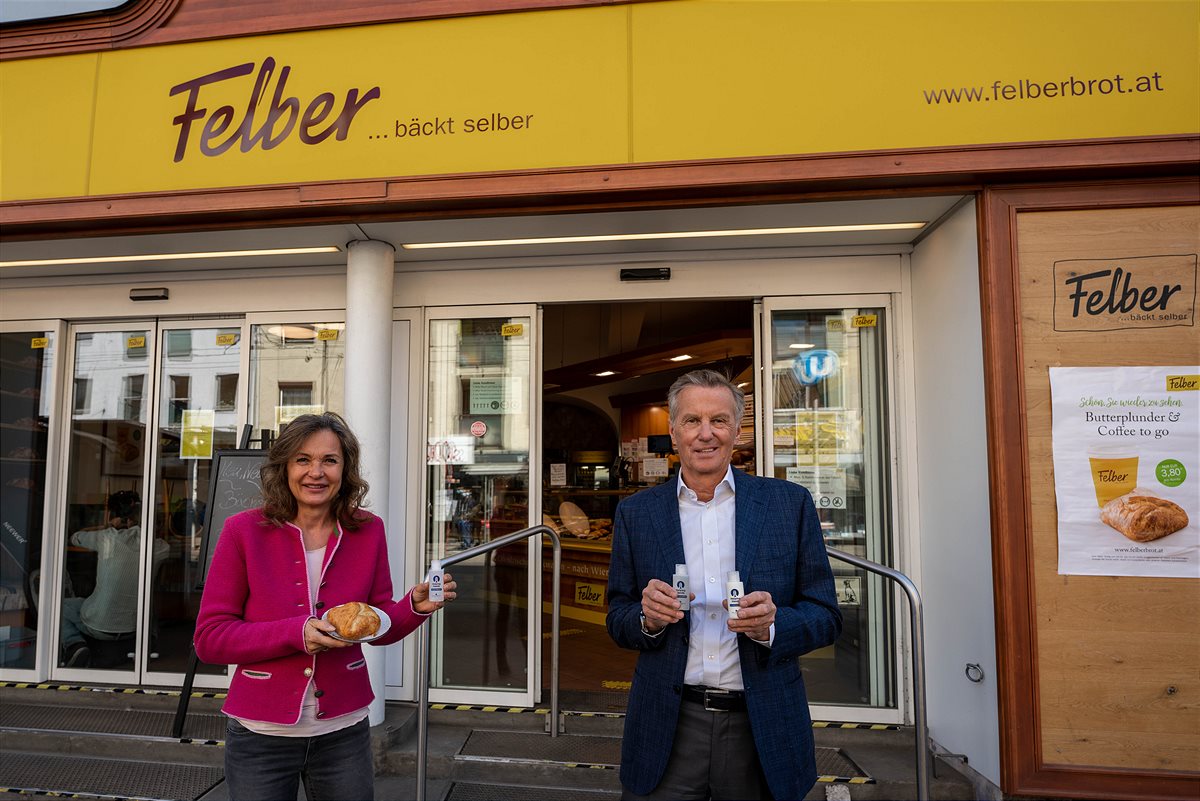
{"left": 793, "top": 349, "right": 839, "bottom": 386}
{"left": 1053, "top": 254, "right": 1197, "bottom": 332}
{"left": 825, "top": 318, "right": 847, "bottom": 333}
{"left": 549, "top": 463, "right": 566, "bottom": 487}
{"left": 316, "top": 328, "right": 340, "bottom": 341}
{"left": 851, "top": 314, "right": 878, "bottom": 328}
{"left": 30, "top": 338, "right": 47, "bottom": 349}
{"left": 127, "top": 336, "right": 146, "bottom": 350}
{"left": 470, "top": 420, "right": 487, "bottom": 437}
{"left": 215, "top": 333, "right": 238, "bottom": 346}
{"left": 469, "top": 378, "right": 523, "bottom": 415}
{"left": 181, "top": 410, "right": 215, "bottom": 459}
{"left": 501, "top": 324, "right": 524, "bottom": 337}
{"left": 1050, "top": 365, "right": 1198, "bottom": 578}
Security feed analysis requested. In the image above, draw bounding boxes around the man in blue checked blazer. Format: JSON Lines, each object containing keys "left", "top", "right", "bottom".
{"left": 607, "top": 369, "right": 842, "bottom": 801}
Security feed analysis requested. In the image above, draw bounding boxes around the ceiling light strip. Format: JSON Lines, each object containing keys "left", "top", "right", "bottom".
{"left": 401, "top": 222, "right": 925, "bottom": 250}
{"left": 0, "top": 246, "right": 342, "bottom": 268}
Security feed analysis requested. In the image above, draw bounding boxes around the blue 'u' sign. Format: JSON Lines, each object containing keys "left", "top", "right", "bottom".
{"left": 794, "top": 349, "right": 839, "bottom": 386}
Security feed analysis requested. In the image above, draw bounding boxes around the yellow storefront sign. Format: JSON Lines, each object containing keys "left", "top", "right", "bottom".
{"left": 1, "top": 2, "right": 1196, "bottom": 202}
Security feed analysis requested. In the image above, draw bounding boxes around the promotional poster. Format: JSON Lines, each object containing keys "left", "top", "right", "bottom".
{"left": 1050, "top": 366, "right": 1199, "bottom": 577}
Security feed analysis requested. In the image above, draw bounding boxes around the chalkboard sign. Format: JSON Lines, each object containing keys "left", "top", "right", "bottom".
{"left": 196, "top": 449, "right": 267, "bottom": 588}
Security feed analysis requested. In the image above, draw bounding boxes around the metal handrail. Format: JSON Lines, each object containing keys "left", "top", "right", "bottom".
{"left": 826, "top": 546, "right": 930, "bottom": 801}
{"left": 415, "top": 524, "right": 561, "bottom": 801}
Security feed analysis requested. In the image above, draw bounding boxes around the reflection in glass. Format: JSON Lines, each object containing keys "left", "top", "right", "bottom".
{"left": 147, "top": 328, "right": 242, "bottom": 676}
{"left": 770, "top": 308, "right": 895, "bottom": 708}
{"left": 249, "top": 323, "right": 345, "bottom": 435}
{"left": 427, "top": 318, "right": 532, "bottom": 691}
{"left": 0, "top": 331, "right": 55, "bottom": 671}
{"left": 58, "top": 330, "right": 151, "bottom": 671}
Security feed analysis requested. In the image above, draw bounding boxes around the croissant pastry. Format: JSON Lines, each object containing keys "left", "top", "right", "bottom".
{"left": 326, "top": 602, "right": 380, "bottom": 640}
{"left": 1100, "top": 490, "right": 1188, "bottom": 542}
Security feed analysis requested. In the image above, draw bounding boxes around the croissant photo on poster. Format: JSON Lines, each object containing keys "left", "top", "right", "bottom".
{"left": 1049, "top": 366, "right": 1200, "bottom": 577}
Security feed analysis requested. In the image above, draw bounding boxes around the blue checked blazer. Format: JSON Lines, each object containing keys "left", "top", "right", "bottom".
{"left": 606, "top": 469, "right": 842, "bottom": 800}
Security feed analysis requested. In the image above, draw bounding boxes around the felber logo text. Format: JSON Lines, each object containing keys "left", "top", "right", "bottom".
{"left": 169, "top": 57, "right": 380, "bottom": 162}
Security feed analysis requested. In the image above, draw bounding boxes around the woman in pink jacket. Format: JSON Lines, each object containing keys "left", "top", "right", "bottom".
{"left": 195, "top": 412, "right": 455, "bottom": 801}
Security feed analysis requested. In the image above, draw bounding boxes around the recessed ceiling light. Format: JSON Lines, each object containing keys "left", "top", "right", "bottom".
{"left": 594, "top": 370, "right": 617, "bottom": 377}
{"left": 0, "top": 245, "right": 342, "bottom": 268}
{"left": 668, "top": 354, "right": 693, "bottom": 362}
{"left": 401, "top": 222, "right": 926, "bottom": 250}
{"left": 788, "top": 343, "right": 816, "bottom": 350}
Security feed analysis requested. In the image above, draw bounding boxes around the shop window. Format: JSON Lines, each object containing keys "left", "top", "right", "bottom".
{"left": 122, "top": 374, "right": 145, "bottom": 421}
{"left": 215, "top": 374, "right": 238, "bottom": 411}
{"left": 72, "top": 377, "right": 91, "bottom": 414}
{"left": 169, "top": 375, "right": 190, "bottom": 425}
{"left": 249, "top": 322, "right": 345, "bottom": 433}
{"left": 279, "top": 382, "right": 313, "bottom": 407}
{"left": 1, "top": 0, "right": 126, "bottom": 24}
{"left": 166, "top": 330, "right": 192, "bottom": 359}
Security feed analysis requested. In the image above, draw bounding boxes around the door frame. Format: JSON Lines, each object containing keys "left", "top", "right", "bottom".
{"left": 0, "top": 319, "right": 67, "bottom": 682}
{"left": 420, "top": 303, "right": 542, "bottom": 708}
{"left": 759, "top": 294, "right": 906, "bottom": 725}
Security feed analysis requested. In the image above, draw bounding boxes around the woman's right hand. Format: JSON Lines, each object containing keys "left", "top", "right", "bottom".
{"left": 303, "top": 616, "right": 351, "bottom": 654}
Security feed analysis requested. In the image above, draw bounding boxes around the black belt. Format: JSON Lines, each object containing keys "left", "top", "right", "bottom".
{"left": 682, "top": 685, "right": 746, "bottom": 712}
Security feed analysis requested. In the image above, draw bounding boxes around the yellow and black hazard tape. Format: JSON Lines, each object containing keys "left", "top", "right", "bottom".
{"left": 812, "top": 721, "right": 901, "bottom": 730}
{"left": 0, "top": 681, "right": 226, "bottom": 699}
{"left": 816, "top": 775, "right": 874, "bottom": 784}
{"left": 0, "top": 789, "right": 143, "bottom": 800}
{"left": 430, "top": 703, "right": 551, "bottom": 715}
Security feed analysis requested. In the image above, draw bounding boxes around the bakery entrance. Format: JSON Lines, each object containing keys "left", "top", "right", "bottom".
{"left": 537, "top": 295, "right": 900, "bottom": 721}
{"left": 538, "top": 299, "right": 757, "bottom": 708}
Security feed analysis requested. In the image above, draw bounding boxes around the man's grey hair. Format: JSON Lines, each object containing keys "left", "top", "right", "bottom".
{"left": 667, "top": 369, "right": 745, "bottom": 426}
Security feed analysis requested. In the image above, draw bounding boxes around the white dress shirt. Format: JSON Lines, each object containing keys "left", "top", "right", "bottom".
{"left": 677, "top": 466, "right": 743, "bottom": 689}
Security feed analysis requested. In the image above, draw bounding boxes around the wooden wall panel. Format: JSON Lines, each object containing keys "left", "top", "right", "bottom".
{"left": 1016, "top": 205, "right": 1200, "bottom": 771}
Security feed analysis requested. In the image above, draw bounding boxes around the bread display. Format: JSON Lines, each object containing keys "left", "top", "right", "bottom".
{"left": 326, "top": 602, "right": 381, "bottom": 640}
{"left": 1100, "top": 489, "right": 1189, "bottom": 542}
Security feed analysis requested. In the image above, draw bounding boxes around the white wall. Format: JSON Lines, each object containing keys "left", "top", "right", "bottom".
{"left": 909, "top": 200, "right": 1001, "bottom": 786}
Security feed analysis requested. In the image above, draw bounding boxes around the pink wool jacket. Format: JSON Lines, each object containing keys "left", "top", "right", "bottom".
{"left": 195, "top": 508, "right": 427, "bottom": 725}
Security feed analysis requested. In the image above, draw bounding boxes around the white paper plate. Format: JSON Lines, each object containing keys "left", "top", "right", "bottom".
{"left": 321, "top": 604, "right": 391, "bottom": 643}
{"left": 558, "top": 501, "right": 589, "bottom": 537}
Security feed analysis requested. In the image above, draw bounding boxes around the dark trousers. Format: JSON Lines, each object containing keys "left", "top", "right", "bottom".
{"left": 621, "top": 698, "right": 772, "bottom": 801}
{"left": 224, "top": 716, "right": 374, "bottom": 801}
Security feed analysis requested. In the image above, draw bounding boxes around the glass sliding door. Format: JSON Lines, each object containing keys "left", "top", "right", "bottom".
{"left": 424, "top": 307, "right": 539, "bottom": 706}
{"left": 761, "top": 296, "right": 899, "bottom": 722}
{"left": 144, "top": 322, "right": 245, "bottom": 682}
{"left": 0, "top": 325, "right": 60, "bottom": 676}
{"left": 55, "top": 324, "right": 155, "bottom": 678}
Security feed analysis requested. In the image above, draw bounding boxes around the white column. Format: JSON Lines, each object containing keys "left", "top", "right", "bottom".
{"left": 344, "top": 239, "right": 395, "bottom": 726}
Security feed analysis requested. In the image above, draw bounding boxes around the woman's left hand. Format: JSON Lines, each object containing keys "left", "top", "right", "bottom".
{"left": 412, "top": 572, "right": 457, "bottom": 614}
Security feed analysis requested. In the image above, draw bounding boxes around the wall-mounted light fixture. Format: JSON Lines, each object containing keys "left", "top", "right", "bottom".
{"left": 129, "top": 287, "right": 169, "bottom": 301}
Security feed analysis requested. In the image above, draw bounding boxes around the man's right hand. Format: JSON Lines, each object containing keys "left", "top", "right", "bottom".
{"left": 640, "top": 579, "right": 684, "bottom": 633}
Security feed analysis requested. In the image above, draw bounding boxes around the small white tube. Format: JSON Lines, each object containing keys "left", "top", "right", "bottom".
{"left": 725, "top": 570, "right": 743, "bottom": 619}
{"left": 427, "top": 559, "right": 445, "bottom": 603}
{"left": 672, "top": 564, "right": 690, "bottom": 612}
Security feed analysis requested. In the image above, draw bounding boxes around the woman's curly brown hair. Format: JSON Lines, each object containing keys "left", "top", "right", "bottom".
{"left": 260, "top": 412, "right": 370, "bottom": 529}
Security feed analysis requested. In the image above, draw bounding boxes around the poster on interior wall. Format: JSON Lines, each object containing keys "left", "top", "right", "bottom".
{"left": 1050, "top": 366, "right": 1199, "bottom": 577}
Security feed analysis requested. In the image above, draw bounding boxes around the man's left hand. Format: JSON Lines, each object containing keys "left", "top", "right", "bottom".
{"left": 726, "top": 590, "right": 775, "bottom": 641}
